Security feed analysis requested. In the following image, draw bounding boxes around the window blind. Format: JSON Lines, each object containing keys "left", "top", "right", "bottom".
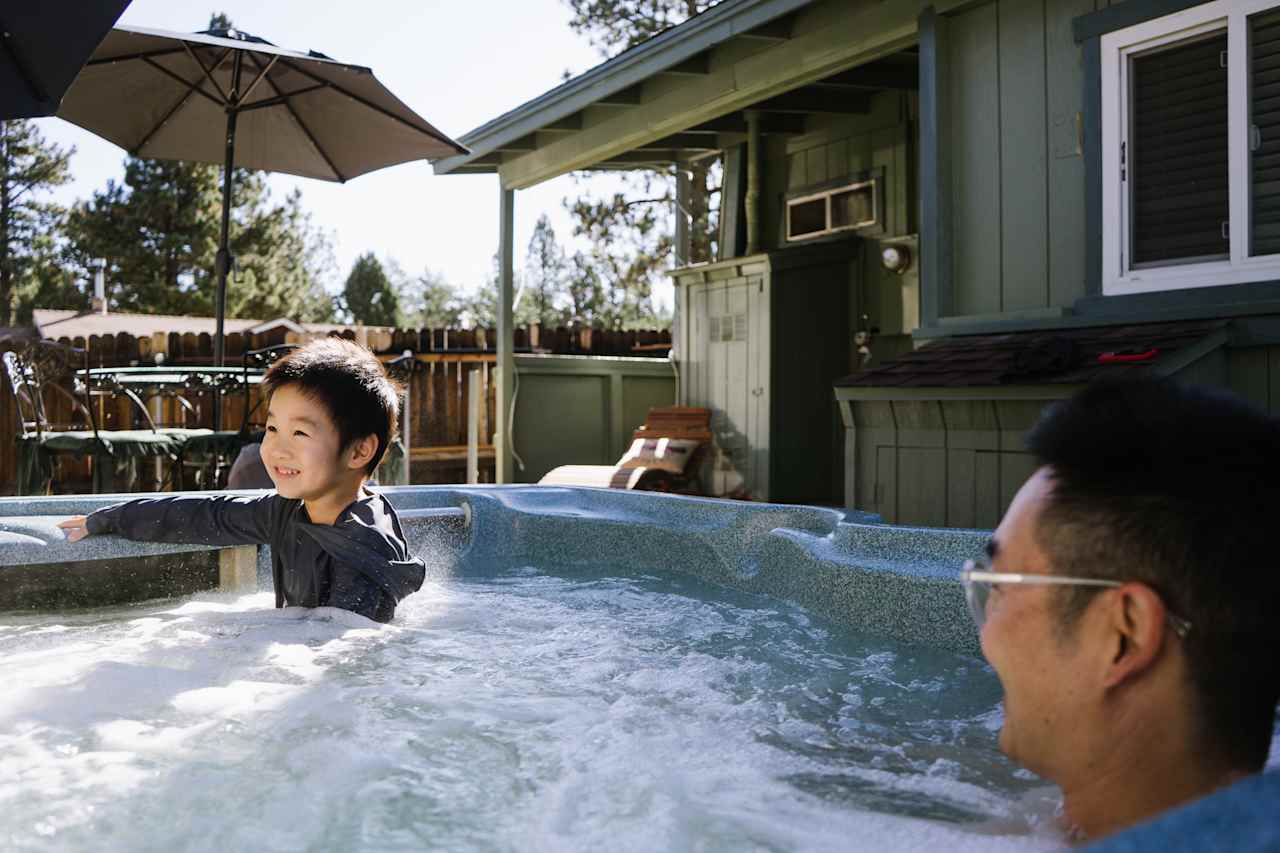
{"left": 1130, "top": 32, "right": 1229, "bottom": 267}
{"left": 1252, "top": 9, "right": 1280, "bottom": 256}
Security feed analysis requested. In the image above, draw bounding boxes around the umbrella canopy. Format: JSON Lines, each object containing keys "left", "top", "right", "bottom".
{"left": 0, "top": 2, "right": 132, "bottom": 119}
{"left": 56, "top": 24, "right": 467, "bottom": 371}
{"left": 59, "top": 25, "right": 466, "bottom": 180}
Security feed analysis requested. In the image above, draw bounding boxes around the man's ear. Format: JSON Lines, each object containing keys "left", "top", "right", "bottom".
{"left": 1101, "top": 583, "right": 1171, "bottom": 689}
{"left": 346, "top": 434, "right": 378, "bottom": 471}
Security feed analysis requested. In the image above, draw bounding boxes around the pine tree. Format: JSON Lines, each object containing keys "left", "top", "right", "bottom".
{"left": 398, "top": 265, "right": 465, "bottom": 328}
{"left": 523, "top": 214, "right": 568, "bottom": 327}
{"left": 343, "top": 252, "right": 401, "bottom": 326}
{"left": 565, "top": 0, "right": 722, "bottom": 53}
{"left": 0, "top": 120, "right": 73, "bottom": 326}
{"left": 566, "top": 172, "right": 673, "bottom": 329}
{"left": 560, "top": 0, "right": 722, "bottom": 330}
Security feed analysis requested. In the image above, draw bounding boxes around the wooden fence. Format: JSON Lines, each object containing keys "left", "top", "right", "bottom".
{"left": 0, "top": 324, "right": 671, "bottom": 493}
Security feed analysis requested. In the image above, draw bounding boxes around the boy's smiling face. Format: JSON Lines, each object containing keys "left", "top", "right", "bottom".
{"left": 262, "top": 385, "right": 366, "bottom": 506}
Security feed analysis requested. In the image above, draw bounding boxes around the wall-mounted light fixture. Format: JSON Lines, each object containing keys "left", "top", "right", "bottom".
{"left": 880, "top": 244, "right": 912, "bottom": 275}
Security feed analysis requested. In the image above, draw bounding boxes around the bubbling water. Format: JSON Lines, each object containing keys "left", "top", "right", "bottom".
{"left": 0, "top": 566, "right": 1064, "bottom": 852}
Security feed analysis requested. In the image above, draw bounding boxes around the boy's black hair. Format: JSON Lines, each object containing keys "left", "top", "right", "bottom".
{"left": 1026, "top": 378, "right": 1280, "bottom": 770}
{"left": 262, "top": 337, "right": 401, "bottom": 475}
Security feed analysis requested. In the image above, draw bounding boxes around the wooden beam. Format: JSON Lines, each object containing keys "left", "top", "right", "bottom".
{"left": 598, "top": 151, "right": 681, "bottom": 164}
{"left": 658, "top": 53, "right": 710, "bottom": 76}
{"left": 819, "top": 64, "right": 919, "bottom": 90}
{"left": 751, "top": 87, "right": 871, "bottom": 114}
{"left": 688, "top": 112, "right": 806, "bottom": 134}
{"left": 595, "top": 83, "right": 644, "bottom": 107}
{"left": 735, "top": 14, "right": 794, "bottom": 42}
{"left": 636, "top": 132, "right": 722, "bottom": 150}
{"left": 495, "top": 0, "right": 925, "bottom": 189}
{"left": 495, "top": 132, "right": 538, "bottom": 153}
{"left": 541, "top": 112, "right": 583, "bottom": 131}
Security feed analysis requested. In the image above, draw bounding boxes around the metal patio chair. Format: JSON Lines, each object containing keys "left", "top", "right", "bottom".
{"left": 4, "top": 341, "right": 185, "bottom": 494}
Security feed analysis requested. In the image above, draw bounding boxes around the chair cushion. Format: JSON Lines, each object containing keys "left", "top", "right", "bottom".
{"left": 538, "top": 465, "right": 658, "bottom": 490}
{"left": 617, "top": 437, "right": 701, "bottom": 474}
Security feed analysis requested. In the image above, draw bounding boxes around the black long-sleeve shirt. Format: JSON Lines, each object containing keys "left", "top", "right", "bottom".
{"left": 86, "top": 490, "right": 426, "bottom": 622}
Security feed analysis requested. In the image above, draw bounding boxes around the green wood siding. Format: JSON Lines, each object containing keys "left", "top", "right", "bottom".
{"left": 1226, "top": 346, "right": 1280, "bottom": 415}
{"left": 939, "top": 0, "right": 1127, "bottom": 324}
{"left": 509, "top": 356, "right": 676, "bottom": 484}
{"left": 998, "top": 0, "right": 1049, "bottom": 312}
{"left": 949, "top": 2, "right": 1002, "bottom": 316}
{"left": 779, "top": 94, "right": 913, "bottom": 242}
{"left": 770, "top": 95, "right": 919, "bottom": 339}
{"left": 844, "top": 397, "right": 1058, "bottom": 526}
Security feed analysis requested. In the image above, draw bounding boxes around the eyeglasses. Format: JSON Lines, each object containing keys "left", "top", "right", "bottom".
{"left": 960, "top": 557, "right": 1192, "bottom": 639}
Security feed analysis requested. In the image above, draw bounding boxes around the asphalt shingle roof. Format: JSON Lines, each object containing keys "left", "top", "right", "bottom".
{"left": 835, "top": 319, "right": 1228, "bottom": 388}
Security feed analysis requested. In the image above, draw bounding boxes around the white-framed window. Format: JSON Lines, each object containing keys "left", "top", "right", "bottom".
{"left": 1102, "top": 0, "right": 1280, "bottom": 295}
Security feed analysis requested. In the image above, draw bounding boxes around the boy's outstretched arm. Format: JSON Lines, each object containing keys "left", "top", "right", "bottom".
{"left": 63, "top": 493, "right": 284, "bottom": 547}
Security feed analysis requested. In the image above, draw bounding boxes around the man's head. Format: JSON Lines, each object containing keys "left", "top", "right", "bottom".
{"left": 260, "top": 338, "right": 400, "bottom": 501}
{"left": 979, "top": 379, "right": 1280, "bottom": 785}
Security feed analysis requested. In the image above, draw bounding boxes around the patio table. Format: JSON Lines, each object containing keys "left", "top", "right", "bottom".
{"left": 83, "top": 366, "right": 267, "bottom": 490}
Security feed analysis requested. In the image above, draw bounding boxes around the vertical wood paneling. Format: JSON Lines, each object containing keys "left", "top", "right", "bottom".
{"left": 947, "top": 449, "right": 977, "bottom": 528}
{"left": 787, "top": 151, "right": 806, "bottom": 190}
{"left": 726, "top": 280, "right": 750, "bottom": 477}
{"left": 877, "top": 445, "right": 899, "bottom": 522}
{"left": 998, "top": 0, "right": 1050, "bottom": 311}
{"left": 826, "top": 139, "right": 849, "bottom": 185}
{"left": 1047, "top": 0, "right": 1094, "bottom": 309}
{"left": 974, "top": 451, "right": 1003, "bottom": 529}
{"left": 1228, "top": 348, "right": 1271, "bottom": 411}
{"left": 899, "top": 447, "right": 948, "bottom": 524}
{"left": 694, "top": 282, "right": 710, "bottom": 408}
{"left": 873, "top": 125, "right": 908, "bottom": 236}
{"left": 950, "top": 2, "right": 1003, "bottom": 316}
{"left": 751, "top": 275, "right": 770, "bottom": 498}
{"left": 1267, "top": 348, "right": 1280, "bottom": 415}
{"left": 806, "top": 147, "right": 828, "bottom": 186}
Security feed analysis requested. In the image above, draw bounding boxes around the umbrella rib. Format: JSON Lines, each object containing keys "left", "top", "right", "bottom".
{"left": 240, "top": 56, "right": 278, "bottom": 105}
{"left": 276, "top": 57, "right": 463, "bottom": 152}
{"left": 183, "top": 44, "right": 231, "bottom": 104}
{"left": 131, "top": 79, "right": 201, "bottom": 155}
{"left": 141, "top": 57, "right": 223, "bottom": 108}
{"left": 87, "top": 46, "right": 188, "bottom": 67}
{"left": 238, "top": 83, "right": 328, "bottom": 113}
{"left": 0, "top": 21, "right": 49, "bottom": 102}
{"left": 243, "top": 53, "right": 345, "bottom": 181}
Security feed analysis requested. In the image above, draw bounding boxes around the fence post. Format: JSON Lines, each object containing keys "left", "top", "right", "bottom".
{"left": 467, "top": 367, "right": 480, "bottom": 485}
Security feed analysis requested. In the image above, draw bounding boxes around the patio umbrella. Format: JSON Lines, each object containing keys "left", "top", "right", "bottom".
{"left": 56, "top": 24, "right": 467, "bottom": 368}
{"left": 0, "top": 2, "right": 132, "bottom": 119}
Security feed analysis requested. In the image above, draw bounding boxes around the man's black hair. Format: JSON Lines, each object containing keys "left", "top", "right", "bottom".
{"left": 262, "top": 337, "right": 400, "bottom": 475}
{"left": 1027, "top": 377, "right": 1280, "bottom": 770}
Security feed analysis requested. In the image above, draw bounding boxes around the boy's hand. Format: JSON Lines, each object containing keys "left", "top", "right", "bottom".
{"left": 58, "top": 516, "right": 91, "bottom": 542}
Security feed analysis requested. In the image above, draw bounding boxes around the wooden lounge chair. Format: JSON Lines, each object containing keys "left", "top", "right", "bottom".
{"left": 539, "top": 406, "right": 712, "bottom": 494}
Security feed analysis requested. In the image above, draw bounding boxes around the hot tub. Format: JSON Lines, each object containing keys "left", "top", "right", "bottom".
{"left": 0, "top": 486, "right": 1274, "bottom": 852}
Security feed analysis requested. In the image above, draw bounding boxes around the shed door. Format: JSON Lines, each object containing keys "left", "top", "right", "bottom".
{"left": 746, "top": 275, "right": 769, "bottom": 500}
{"left": 686, "top": 275, "right": 769, "bottom": 499}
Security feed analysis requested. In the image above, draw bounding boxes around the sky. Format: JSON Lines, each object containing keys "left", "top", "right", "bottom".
{"left": 32, "top": 0, "right": 660, "bottom": 309}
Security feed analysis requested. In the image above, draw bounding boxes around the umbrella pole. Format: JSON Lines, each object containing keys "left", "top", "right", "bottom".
{"left": 212, "top": 106, "right": 236, "bottom": 427}
{"left": 213, "top": 54, "right": 243, "bottom": 432}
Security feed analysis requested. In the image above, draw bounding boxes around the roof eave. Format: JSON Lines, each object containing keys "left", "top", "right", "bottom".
{"left": 432, "top": 0, "right": 815, "bottom": 176}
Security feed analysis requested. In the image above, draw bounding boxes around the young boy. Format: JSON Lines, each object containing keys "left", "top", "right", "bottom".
{"left": 58, "top": 338, "right": 426, "bottom": 623}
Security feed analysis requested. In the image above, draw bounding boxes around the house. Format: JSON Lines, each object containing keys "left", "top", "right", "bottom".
{"left": 434, "top": 0, "right": 1265, "bottom": 523}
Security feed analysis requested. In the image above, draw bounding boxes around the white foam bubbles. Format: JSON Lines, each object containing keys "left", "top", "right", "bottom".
{"left": 0, "top": 571, "right": 1066, "bottom": 852}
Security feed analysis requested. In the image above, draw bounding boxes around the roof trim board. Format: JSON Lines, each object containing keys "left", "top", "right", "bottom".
{"left": 434, "top": 0, "right": 948, "bottom": 188}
